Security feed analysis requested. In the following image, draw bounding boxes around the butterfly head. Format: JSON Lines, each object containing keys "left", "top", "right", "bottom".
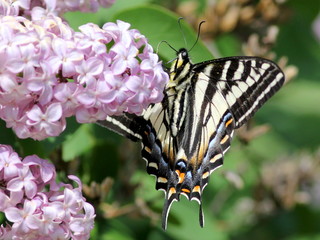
{"left": 168, "top": 48, "right": 192, "bottom": 88}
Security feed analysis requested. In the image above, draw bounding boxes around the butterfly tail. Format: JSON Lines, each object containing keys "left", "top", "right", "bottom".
{"left": 189, "top": 181, "right": 205, "bottom": 228}
{"left": 162, "top": 186, "right": 179, "bottom": 230}
{"left": 199, "top": 202, "right": 204, "bottom": 227}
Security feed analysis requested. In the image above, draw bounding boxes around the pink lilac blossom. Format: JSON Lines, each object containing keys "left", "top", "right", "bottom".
{"left": 0, "top": 0, "right": 115, "bottom": 17}
{"left": 0, "top": 8, "right": 168, "bottom": 140}
{"left": 0, "top": 144, "right": 95, "bottom": 240}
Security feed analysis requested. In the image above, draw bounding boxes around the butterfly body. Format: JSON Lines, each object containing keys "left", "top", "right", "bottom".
{"left": 98, "top": 48, "right": 284, "bottom": 229}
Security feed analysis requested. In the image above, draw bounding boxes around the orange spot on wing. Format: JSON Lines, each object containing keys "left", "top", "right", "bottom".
{"left": 168, "top": 187, "right": 176, "bottom": 199}
{"left": 226, "top": 118, "right": 233, "bottom": 127}
{"left": 202, "top": 171, "right": 209, "bottom": 179}
{"left": 178, "top": 172, "right": 185, "bottom": 184}
{"left": 192, "top": 185, "right": 201, "bottom": 193}
{"left": 144, "top": 146, "right": 151, "bottom": 153}
{"left": 175, "top": 170, "right": 186, "bottom": 184}
{"left": 182, "top": 188, "right": 190, "bottom": 193}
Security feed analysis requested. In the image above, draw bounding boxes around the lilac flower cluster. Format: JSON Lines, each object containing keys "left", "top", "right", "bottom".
{"left": 0, "top": 144, "right": 95, "bottom": 239}
{"left": 0, "top": 4, "right": 168, "bottom": 140}
{"left": 0, "top": 0, "right": 115, "bottom": 17}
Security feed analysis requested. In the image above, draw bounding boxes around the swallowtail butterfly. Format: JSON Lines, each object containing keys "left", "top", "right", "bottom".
{"left": 98, "top": 48, "right": 285, "bottom": 229}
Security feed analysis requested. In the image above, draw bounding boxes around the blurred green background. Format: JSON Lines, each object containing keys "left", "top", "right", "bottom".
{"left": 1, "top": 0, "right": 320, "bottom": 239}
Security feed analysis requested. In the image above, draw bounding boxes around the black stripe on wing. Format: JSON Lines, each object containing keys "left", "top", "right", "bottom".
{"left": 194, "top": 56, "right": 285, "bottom": 128}
{"left": 97, "top": 114, "right": 145, "bottom": 141}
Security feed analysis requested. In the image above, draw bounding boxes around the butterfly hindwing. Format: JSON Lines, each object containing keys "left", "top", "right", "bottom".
{"left": 98, "top": 48, "right": 285, "bottom": 230}
{"left": 97, "top": 114, "right": 144, "bottom": 142}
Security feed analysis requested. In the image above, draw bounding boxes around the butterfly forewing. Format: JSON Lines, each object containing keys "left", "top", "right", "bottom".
{"left": 197, "top": 56, "right": 284, "bottom": 128}
{"left": 97, "top": 48, "right": 285, "bottom": 230}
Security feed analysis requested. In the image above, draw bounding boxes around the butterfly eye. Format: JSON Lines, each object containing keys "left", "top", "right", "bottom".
{"left": 181, "top": 50, "right": 188, "bottom": 59}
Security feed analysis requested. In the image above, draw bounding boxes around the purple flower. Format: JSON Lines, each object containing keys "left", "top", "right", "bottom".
{"left": 53, "top": 82, "right": 82, "bottom": 117}
{"left": 34, "top": 204, "right": 62, "bottom": 235}
{"left": 103, "top": 20, "right": 132, "bottom": 47}
{"left": 69, "top": 202, "right": 95, "bottom": 239}
{"left": 0, "top": 106, "right": 31, "bottom": 139}
{"left": 75, "top": 57, "right": 104, "bottom": 85}
{"left": 25, "top": 63, "right": 57, "bottom": 105}
{"left": 0, "top": 191, "right": 11, "bottom": 212}
{"left": 7, "top": 43, "right": 40, "bottom": 78}
{"left": 76, "top": 23, "right": 110, "bottom": 54}
{"left": 0, "top": 9, "right": 168, "bottom": 141}
{"left": 0, "top": 1, "right": 19, "bottom": 16}
{"left": 0, "top": 144, "right": 96, "bottom": 239}
{"left": 48, "top": 38, "right": 84, "bottom": 77}
{"left": 4, "top": 0, "right": 115, "bottom": 19}
{"left": 0, "top": 76, "right": 30, "bottom": 105}
{"left": 23, "top": 155, "right": 56, "bottom": 184}
{"left": 0, "top": 190, "right": 24, "bottom": 213}
{"left": 110, "top": 44, "right": 139, "bottom": 75}
{"left": 75, "top": 107, "right": 107, "bottom": 123}
{"left": 10, "top": 0, "right": 30, "bottom": 11}
{"left": 4, "top": 200, "right": 39, "bottom": 233}
{"left": 7, "top": 165, "right": 38, "bottom": 198}
{"left": 0, "top": 145, "right": 22, "bottom": 179}
{"left": 26, "top": 103, "right": 64, "bottom": 138}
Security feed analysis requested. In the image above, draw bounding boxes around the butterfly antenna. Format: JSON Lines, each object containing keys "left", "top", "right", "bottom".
{"left": 189, "top": 20, "right": 206, "bottom": 53}
{"left": 156, "top": 40, "right": 177, "bottom": 55}
{"left": 157, "top": 40, "right": 178, "bottom": 65}
{"left": 178, "top": 17, "right": 188, "bottom": 48}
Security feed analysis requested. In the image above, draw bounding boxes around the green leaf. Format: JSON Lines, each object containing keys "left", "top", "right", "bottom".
{"left": 166, "top": 198, "right": 227, "bottom": 240}
{"left": 215, "top": 33, "right": 242, "bottom": 57}
{"left": 64, "top": 0, "right": 152, "bottom": 30}
{"left": 275, "top": 0, "right": 320, "bottom": 81}
{"left": 62, "top": 124, "right": 95, "bottom": 161}
{"left": 112, "top": 4, "right": 213, "bottom": 63}
{"left": 80, "top": 141, "right": 121, "bottom": 182}
{"left": 0, "top": 120, "right": 17, "bottom": 148}
{"left": 256, "top": 81, "right": 320, "bottom": 150}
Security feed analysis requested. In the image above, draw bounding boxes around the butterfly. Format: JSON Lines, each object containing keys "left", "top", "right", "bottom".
{"left": 98, "top": 47, "right": 285, "bottom": 229}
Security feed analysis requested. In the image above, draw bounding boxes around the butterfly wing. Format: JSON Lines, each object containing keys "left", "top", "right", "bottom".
{"left": 97, "top": 113, "right": 145, "bottom": 142}
{"left": 98, "top": 103, "right": 178, "bottom": 229}
{"left": 197, "top": 56, "right": 285, "bottom": 128}
{"left": 166, "top": 56, "right": 284, "bottom": 227}
{"left": 97, "top": 103, "right": 175, "bottom": 188}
